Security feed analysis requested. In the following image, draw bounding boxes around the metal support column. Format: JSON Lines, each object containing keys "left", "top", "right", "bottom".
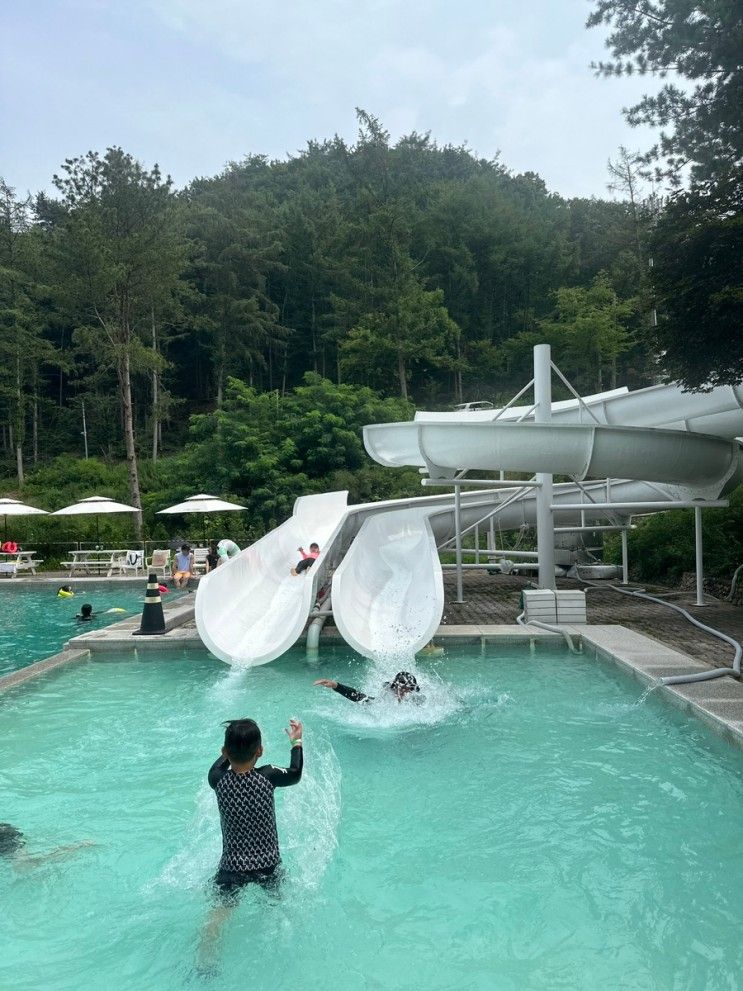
{"left": 534, "top": 344, "right": 556, "bottom": 589}
{"left": 694, "top": 506, "right": 705, "bottom": 606}
{"left": 621, "top": 529, "right": 629, "bottom": 585}
{"left": 454, "top": 482, "right": 464, "bottom": 603}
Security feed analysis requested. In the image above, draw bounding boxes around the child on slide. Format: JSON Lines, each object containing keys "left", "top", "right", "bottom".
{"left": 291, "top": 542, "right": 320, "bottom": 576}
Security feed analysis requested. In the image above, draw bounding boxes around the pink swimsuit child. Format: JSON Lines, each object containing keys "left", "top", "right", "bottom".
{"left": 292, "top": 543, "right": 320, "bottom": 575}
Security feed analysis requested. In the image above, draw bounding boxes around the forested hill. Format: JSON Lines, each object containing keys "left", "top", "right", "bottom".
{"left": 1, "top": 113, "right": 651, "bottom": 495}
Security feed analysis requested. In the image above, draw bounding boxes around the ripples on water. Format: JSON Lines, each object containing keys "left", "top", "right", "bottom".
{"left": 2, "top": 646, "right": 743, "bottom": 991}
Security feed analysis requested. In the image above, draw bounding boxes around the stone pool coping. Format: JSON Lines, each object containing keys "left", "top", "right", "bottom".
{"left": 1, "top": 609, "right": 741, "bottom": 748}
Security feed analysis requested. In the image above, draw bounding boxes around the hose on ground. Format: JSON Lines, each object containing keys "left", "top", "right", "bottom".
{"left": 582, "top": 581, "right": 741, "bottom": 686}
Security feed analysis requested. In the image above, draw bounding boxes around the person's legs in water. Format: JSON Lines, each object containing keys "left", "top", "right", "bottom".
{"left": 197, "top": 867, "right": 280, "bottom": 973}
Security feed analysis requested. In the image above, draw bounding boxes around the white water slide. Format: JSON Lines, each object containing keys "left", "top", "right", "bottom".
{"left": 196, "top": 382, "right": 743, "bottom": 666}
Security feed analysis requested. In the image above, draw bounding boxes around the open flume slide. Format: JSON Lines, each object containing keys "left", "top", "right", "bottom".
{"left": 197, "top": 486, "right": 510, "bottom": 665}
{"left": 195, "top": 490, "right": 348, "bottom": 666}
{"left": 331, "top": 508, "right": 444, "bottom": 659}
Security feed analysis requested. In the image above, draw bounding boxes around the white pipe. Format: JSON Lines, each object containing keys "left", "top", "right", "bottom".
{"left": 694, "top": 506, "right": 705, "bottom": 606}
{"left": 306, "top": 611, "right": 329, "bottom": 658}
{"left": 582, "top": 582, "right": 741, "bottom": 685}
{"left": 516, "top": 609, "right": 579, "bottom": 652}
{"left": 728, "top": 564, "right": 743, "bottom": 602}
{"left": 550, "top": 500, "right": 729, "bottom": 511}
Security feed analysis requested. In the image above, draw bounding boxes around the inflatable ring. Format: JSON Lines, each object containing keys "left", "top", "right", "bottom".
{"left": 1, "top": 541, "right": 18, "bottom": 554}
{"left": 57, "top": 588, "right": 74, "bottom": 598}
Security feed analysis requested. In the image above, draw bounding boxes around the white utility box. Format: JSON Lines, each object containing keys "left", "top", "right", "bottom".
{"left": 522, "top": 589, "right": 557, "bottom": 623}
{"left": 523, "top": 589, "right": 587, "bottom": 625}
{"left": 555, "top": 590, "right": 587, "bottom": 624}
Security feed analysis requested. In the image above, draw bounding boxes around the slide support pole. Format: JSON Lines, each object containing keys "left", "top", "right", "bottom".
{"left": 621, "top": 529, "right": 629, "bottom": 586}
{"left": 455, "top": 483, "right": 464, "bottom": 603}
{"left": 695, "top": 506, "right": 705, "bottom": 606}
{"left": 534, "top": 345, "right": 556, "bottom": 590}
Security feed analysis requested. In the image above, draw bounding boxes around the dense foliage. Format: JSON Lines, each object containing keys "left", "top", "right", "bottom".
{"left": 587, "top": 0, "right": 743, "bottom": 389}
{"left": 0, "top": 113, "right": 652, "bottom": 502}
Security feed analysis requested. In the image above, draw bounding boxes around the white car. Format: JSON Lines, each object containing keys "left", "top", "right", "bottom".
{"left": 453, "top": 400, "right": 494, "bottom": 412}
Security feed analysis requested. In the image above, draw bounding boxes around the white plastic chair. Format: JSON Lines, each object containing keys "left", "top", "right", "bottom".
{"left": 108, "top": 550, "right": 144, "bottom": 576}
{"left": 146, "top": 549, "right": 171, "bottom": 577}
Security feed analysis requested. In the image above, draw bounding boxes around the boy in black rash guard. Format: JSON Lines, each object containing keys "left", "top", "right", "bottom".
{"left": 314, "top": 670, "right": 421, "bottom": 703}
{"left": 198, "top": 717, "right": 303, "bottom": 972}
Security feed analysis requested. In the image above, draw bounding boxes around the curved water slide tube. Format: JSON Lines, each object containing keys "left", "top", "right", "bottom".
{"left": 415, "top": 382, "right": 743, "bottom": 439}
{"left": 334, "top": 399, "right": 743, "bottom": 659}
{"left": 198, "top": 386, "right": 743, "bottom": 665}
{"left": 196, "top": 490, "right": 349, "bottom": 666}
{"left": 363, "top": 422, "right": 743, "bottom": 495}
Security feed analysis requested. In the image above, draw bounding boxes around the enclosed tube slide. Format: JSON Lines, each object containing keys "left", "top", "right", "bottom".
{"left": 363, "top": 422, "right": 743, "bottom": 495}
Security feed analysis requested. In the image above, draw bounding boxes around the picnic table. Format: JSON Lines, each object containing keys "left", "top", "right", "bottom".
{"left": 61, "top": 549, "right": 144, "bottom": 578}
{"left": 0, "top": 550, "right": 43, "bottom": 577}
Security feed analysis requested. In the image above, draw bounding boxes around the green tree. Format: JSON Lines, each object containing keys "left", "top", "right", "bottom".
{"left": 505, "top": 274, "right": 637, "bottom": 392}
{"left": 648, "top": 178, "right": 743, "bottom": 387}
{"left": 340, "top": 280, "right": 461, "bottom": 399}
{"left": 0, "top": 180, "right": 61, "bottom": 483}
{"left": 50, "top": 148, "right": 186, "bottom": 537}
{"left": 588, "top": 1, "right": 743, "bottom": 191}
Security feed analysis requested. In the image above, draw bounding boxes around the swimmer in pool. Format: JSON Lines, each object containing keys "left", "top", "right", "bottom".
{"left": 314, "top": 670, "right": 421, "bottom": 703}
{"left": 0, "top": 822, "right": 95, "bottom": 872}
{"left": 76, "top": 603, "right": 94, "bottom": 621}
{"left": 197, "top": 716, "right": 304, "bottom": 973}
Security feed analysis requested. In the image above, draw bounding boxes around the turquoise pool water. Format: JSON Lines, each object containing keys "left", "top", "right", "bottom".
{"left": 2, "top": 645, "right": 742, "bottom": 990}
{"left": 0, "top": 584, "right": 182, "bottom": 676}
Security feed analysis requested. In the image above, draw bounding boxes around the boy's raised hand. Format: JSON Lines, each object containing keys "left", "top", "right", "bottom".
{"left": 313, "top": 679, "right": 338, "bottom": 690}
{"left": 285, "top": 718, "right": 303, "bottom": 742}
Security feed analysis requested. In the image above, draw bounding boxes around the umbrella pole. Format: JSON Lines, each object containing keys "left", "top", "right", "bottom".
{"left": 96, "top": 515, "right": 100, "bottom": 548}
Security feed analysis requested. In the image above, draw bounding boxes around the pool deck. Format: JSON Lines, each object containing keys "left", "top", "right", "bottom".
{"left": 1, "top": 572, "right": 742, "bottom": 747}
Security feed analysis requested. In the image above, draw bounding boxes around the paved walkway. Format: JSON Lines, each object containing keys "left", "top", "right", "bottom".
{"left": 442, "top": 572, "right": 743, "bottom": 670}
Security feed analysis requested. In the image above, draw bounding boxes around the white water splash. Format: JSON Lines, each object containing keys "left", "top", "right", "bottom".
{"left": 152, "top": 784, "right": 221, "bottom": 893}
{"left": 281, "top": 728, "right": 341, "bottom": 890}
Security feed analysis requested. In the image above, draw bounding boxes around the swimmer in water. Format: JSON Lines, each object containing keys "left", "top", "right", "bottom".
{"left": 314, "top": 670, "right": 421, "bottom": 703}
{"left": 76, "top": 603, "right": 94, "bottom": 622}
{"left": 57, "top": 585, "right": 74, "bottom": 598}
{"left": 0, "top": 822, "right": 95, "bottom": 872}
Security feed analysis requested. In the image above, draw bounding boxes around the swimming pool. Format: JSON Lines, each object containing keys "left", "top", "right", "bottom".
{"left": 0, "top": 583, "right": 182, "bottom": 676}
{"left": 2, "top": 644, "right": 742, "bottom": 990}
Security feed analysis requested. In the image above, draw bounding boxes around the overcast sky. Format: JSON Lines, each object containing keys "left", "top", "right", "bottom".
{"left": 1, "top": 0, "right": 662, "bottom": 200}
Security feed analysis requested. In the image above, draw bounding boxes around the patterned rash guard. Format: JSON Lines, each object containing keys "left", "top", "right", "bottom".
{"left": 208, "top": 746, "right": 303, "bottom": 873}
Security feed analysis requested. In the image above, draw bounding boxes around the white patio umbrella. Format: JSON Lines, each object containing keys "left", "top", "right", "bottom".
{"left": 0, "top": 497, "right": 49, "bottom": 542}
{"left": 157, "top": 493, "right": 247, "bottom": 545}
{"left": 52, "top": 495, "right": 139, "bottom": 545}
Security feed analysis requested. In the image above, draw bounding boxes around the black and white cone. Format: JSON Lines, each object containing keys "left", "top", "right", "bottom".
{"left": 134, "top": 571, "right": 166, "bottom": 636}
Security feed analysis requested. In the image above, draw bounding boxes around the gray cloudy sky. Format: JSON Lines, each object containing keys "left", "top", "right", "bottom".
{"left": 1, "top": 0, "right": 661, "bottom": 199}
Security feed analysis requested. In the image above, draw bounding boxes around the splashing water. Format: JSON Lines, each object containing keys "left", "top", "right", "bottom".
{"left": 281, "top": 728, "right": 342, "bottom": 890}
{"left": 317, "top": 652, "right": 470, "bottom": 734}
{"left": 635, "top": 683, "right": 661, "bottom": 707}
